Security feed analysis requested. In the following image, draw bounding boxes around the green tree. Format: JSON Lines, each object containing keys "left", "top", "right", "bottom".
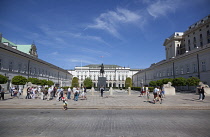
{"left": 72, "top": 77, "right": 79, "bottom": 87}
{"left": 12, "top": 75, "right": 27, "bottom": 85}
{"left": 172, "top": 77, "right": 187, "bottom": 86}
{"left": 149, "top": 81, "right": 157, "bottom": 87}
{"left": 156, "top": 79, "right": 163, "bottom": 87}
{"left": 187, "top": 77, "right": 200, "bottom": 86}
{"left": 39, "top": 79, "right": 48, "bottom": 86}
{"left": 28, "top": 78, "right": 39, "bottom": 85}
{"left": 83, "top": 77, "right": 93, "bottom": 88}
{"left": 162, "top": 78, "right": 173, "bottom": 84}
{"left": 0, "top": 74, "right": 8, "bottom": 84}
{"left": 47, "top": 80, "right": 54, "bottom": 86}
{"left": 125, "top": 77, "right": 132, "bottom": 89}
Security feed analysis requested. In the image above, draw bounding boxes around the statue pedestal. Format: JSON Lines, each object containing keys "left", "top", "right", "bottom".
{"left": 164, "top": 88, "right": 176, "bottom": 95}
{"left": 205, "top": 88, "right": 210, "bottom": 94}
{"left": 23, "top": 87, "right": 27, "bottom": 96}
{"left": 163, "top": 82, "right": 176, "bottom": 95}
{"left": 98, "top": 77, "right": 106, "bottom": 89}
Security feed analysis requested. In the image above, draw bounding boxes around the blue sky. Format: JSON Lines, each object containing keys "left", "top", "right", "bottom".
{"left": 0, "top": 0, "right": 210, "bottom": 69}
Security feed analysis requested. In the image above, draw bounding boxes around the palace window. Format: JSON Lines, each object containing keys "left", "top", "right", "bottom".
{"left": 29, "top": 67, "right": 32, "bottom": 74}
{"left": 34, "top": 68, "right": 37, "bottom": 75}
{"left": 186, "top": 65, "right": 190, "bottom": 73}
{"left": 167, "top": 69, "right": 170, "bottom": 76}
{"left": 42, "top": 70, "right": 44, "bottom": 76}
{"left": 23, "top": 65, "right": 27, "bottom": 74}
{"left": 201, "top": 61, "right": 206, "bottom": 72}
{"left": 171, "top": 68, "right": 173, "bottom": 76}
{"left": 207, "top": 30, "right": 210, "bottom": 43}
{"left": 18, "top": 63, "right": 22, "bottom": 73}
{"left": 9, "top": 61, "right": 13, "bottom": 71}
{"left": 193, "top": 63, "right": 197, "bottom": 73}
{"left": 175, "top": 67, "right": 178, "bottom": 75}
{"left": 193, "top": 37, "right": 197, "bottom": 48}
{"left": 180, "top": 67, "right": 184, "bottom": 74}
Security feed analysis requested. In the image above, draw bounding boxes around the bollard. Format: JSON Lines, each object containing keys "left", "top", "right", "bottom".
{"left": 91, "top": 87, "right": 95, "bottom": 95}
{"left": 109, "top": 87, "right": 113, "bottom": 96}
{"left": 128, "top": 87, "right": 131, "bottom": 95}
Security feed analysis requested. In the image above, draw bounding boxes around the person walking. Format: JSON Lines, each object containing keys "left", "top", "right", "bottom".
{"left": 18, "top": 87, "right": 22, "bottom": 99}
{"left": 0, "top": 86, "right": 5, "bottom": 100}
{"left": 74, "top": 88, "right": 80, "bottom": 101}
{"left": 72, "top": 87, "right": 76, "bottom": 100}
{"left": 153, "top": 87, "right": 159, "bottom": 104}
{"left": 25, "top": 87, "right": 31, "bottom": 99}
{"left": 53, "top": 86, "right": 56, "bottom": 97}
{"left": 56, "top": 87, "right": 61, "bottom": 101}
{"left": 200, "top": 87, "right": 206, "bottom": 100}
{"left": 100, "top": 86, "right": 104, "bottom": 97}
{"left": 84, "top": 86, "right": 87, "bottom": 93}
{"left": 67, "top": 87, "right": 72, "bottom": 99}
{"left": 47, "top": 87, "right": 53, "bottom": 100}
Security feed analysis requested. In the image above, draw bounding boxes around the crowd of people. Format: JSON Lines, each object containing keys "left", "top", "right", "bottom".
{"left": 139, "top": 86, "right": 165, "bottom": 104}
{"left": 0, "top": 85, "right": 88, "bottom": 102}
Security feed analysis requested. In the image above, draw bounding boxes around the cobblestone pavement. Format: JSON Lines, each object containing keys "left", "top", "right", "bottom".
{"left": 0, "top": 90, "right": 210, "bottom": 109}
{"left": 0, "top": 109, "right": 210, "bottom": 137}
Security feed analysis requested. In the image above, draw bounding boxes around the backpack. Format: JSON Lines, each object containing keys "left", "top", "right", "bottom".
{"left": 75, "top": 91, "right": 78, "bottom": 96}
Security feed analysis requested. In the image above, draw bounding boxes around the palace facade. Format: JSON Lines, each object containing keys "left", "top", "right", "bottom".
{"left": 133, "top": 15, "right": 210, "bottom": 88}
{"left": 69, "top": 64, "right": 140, "bottom": 88}
{"left": 0, "top": 34, "right": 72, "bottom": 89}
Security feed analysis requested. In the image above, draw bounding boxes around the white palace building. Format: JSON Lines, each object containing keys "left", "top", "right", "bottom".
{"left": 133, "top": 15, "right": 210, "bottom": 88}
{"left": 69, "top": 64, "right": 140, "bottom": 88}
{"left": 0, "top": 34, "right": 72, "bottom": 89}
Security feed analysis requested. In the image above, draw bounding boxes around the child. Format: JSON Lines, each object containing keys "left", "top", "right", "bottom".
{"left": 61, "top": 97, "right": 68, "bottom": 110}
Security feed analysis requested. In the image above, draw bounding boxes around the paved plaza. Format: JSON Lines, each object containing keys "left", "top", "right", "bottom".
{"left": 0, "top": 109, "right": 210, "bottom": 137}
{"left": 0, "top": 90, "right": 210, "bottom": 110}
{"left": 0, "top": 90, "right": 210, "bottom": 137}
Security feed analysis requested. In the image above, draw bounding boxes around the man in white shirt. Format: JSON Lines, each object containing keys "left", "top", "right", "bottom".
{"left": 67, "top": 87, "right": 72, "bottom": 99}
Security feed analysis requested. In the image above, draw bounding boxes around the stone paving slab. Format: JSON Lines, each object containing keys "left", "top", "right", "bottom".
{"left": 0, "top": 91, "right": 210, "bottom": 110}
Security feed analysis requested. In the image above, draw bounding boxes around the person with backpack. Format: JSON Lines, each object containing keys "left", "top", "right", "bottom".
{"left": 74, "top": 88, "right": 80, "bottom": 101}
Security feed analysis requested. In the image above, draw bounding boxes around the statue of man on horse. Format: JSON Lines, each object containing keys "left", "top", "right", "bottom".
{"left": 99, "top": 63, "right": 104, "bottom": 76}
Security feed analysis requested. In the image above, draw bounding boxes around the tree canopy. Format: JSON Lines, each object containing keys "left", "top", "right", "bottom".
{"left": 47, "top": 80, "right": 54, "bottom": 86}
{"left": 72, "top": 77, "right": 79, "bottom": 87}
{"left": 125, "top": 77, "right": 132, "bottom": 89}
{"left": 83, "top": 77, "right": 93, "bottom": 88}
{"left": 149, "top": 81, "right": 157, "bottom": 87}
{"left": 187, "top": 77, "right": 200, "bottom": 86}
{"left": 12, "top": 76, "right": 27, "bottom": 85}
{"left": 172, "top": 77, "right": 187, "bottom": 86}
{"left": 0, "top": 74, "right": 8, "bottom": 84}
{"left": 28, "top": 78, "right": 39, "bottom": 85}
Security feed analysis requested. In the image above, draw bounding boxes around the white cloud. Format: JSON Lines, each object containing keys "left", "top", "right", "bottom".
{"left": 38, "top": 25, "right": 110, "bottom": 47}
{"left": 51, "top": 52, "right": 58, "bottom": 55}
{"left": 88, "top": 7, "right": 142, "bottom": 38}
{"left": 147, "top": 0, "right": 178, "bottom": 18}
{"left": 68, "top": 58, "right": 96, "bottom": 64}
{"left": 80, "top": 48, "right": 111, "bottom": 57}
